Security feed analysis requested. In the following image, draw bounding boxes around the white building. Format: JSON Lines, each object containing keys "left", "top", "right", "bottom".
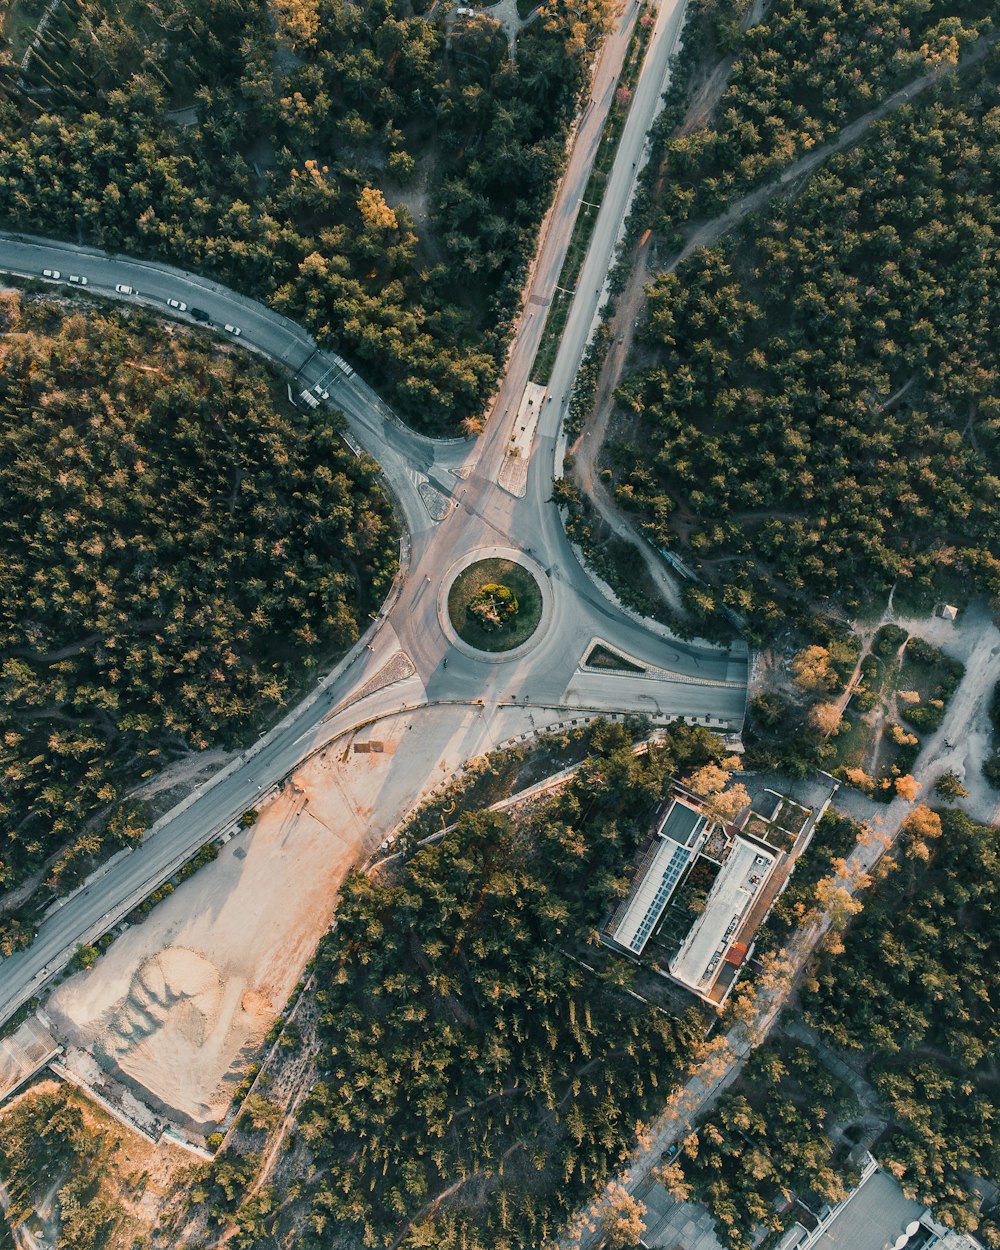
{"left": 667, "top": 835, "right": 775, "bottom": 1001}
{"left": 603, "top": 797, "right": 708, "bottom": 957}
{"left": 777, "top": 1155, "right": 985, "bottom": 1250}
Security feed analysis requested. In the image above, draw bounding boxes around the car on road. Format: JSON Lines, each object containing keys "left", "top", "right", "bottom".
{"left": 190, "top": 307, "right": 210, "bottom": 323}
{"left": 224, "top": 323, "right": 242, "bottom": 336}
{"left": 115, "top": 283, "right": 135, "bottom": 295}
{"left": 42, "top": 268, "right": 60, "bottom": 280}
{"left": 167, "top": 297, "right": 187, "bottom": 311}
{"left": 68, "top": 274, "right": 88, "bottom": 285}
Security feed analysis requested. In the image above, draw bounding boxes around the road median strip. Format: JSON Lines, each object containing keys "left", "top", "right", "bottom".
{"left": 530, "top": 0, "right": 656, "bottom": 385}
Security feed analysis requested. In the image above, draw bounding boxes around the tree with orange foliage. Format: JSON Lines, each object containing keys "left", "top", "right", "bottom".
{"left": 895, "top": 774, "right": 921, "bottom": 801}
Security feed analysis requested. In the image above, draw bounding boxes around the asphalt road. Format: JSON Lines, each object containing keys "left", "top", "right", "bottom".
{"left": 482, "top": 0, "right": 645, "bottom": 432}
{"left": 0, "top": 0, "right": 744, "bottom": 1025}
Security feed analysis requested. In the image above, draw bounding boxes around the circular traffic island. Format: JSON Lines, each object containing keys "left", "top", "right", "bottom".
{"left": 447, "top": 557, "right": 543, "bottom": 654}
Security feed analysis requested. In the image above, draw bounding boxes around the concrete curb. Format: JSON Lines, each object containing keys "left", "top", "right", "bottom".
{"left": 437, "top": 546, "right": 553, "bottom": 664}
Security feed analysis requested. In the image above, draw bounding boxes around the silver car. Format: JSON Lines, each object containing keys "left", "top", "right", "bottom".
{"left": 167, "top": 297, "right": 187, "bottom": 311}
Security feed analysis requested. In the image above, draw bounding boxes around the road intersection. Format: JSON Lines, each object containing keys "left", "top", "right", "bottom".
{"left": 0, "top": 0, "right": 747, "bottom": 1026}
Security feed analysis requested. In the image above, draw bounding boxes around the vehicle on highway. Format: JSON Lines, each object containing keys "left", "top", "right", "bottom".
{"left": 167, "top": 297, "right": 187, "bottom": 311}
{"left": 42, "top": 268, "right": 60, "bottom": 280}
{"left": 314, "top": 383, "right": 330, "bottom": 400}
{"left": 190, "top": 307, "right": 210, "bottom": 323}
{"left": 68, "top": 274, "right": 87, "bottom": 285}
{"left": 115, "top": 283, "right": 135, "bottom": 295}
{"left": 224, "top": 323, "right": 242, "bottom": 336}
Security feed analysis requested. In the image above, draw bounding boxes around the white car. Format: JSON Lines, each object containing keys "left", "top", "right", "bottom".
{"left": 167, "top": 297, "right": 187, "bottom": 311}
{"left": 224, "top": 324, "right": 242, "bottom": 336}
{"left": 42, "top": 268, "right": 60, "bottom": 280}
{"left": 115, "top": 283, "right": 134, "bottom": 295}
{"left": 68, "top": 274, "right": 87, "bottom": 285}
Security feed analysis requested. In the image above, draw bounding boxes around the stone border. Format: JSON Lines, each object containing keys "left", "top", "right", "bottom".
{"left": 438, "top": 546, "right": 552, "bottom": 664}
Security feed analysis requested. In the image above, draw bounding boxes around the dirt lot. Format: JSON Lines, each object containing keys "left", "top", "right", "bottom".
{"left": 833, "top": 599, "right": 1000, "bottom": 829}
{"left": 45, "top": 702, "right": 525, "bottom": 1135}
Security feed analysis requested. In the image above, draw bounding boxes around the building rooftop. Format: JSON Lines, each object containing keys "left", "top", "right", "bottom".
{"left": 659, "top": 797, "right": 707, "bottom": 847}
{"left": 778, "top": 1163, "right": 960, "bottom": 1250}
{"left": 604, "top": 797, "right": 707, "bottom": 956}
{"left": 668, "top": 836, "right": 776, "bottom": 997}
{"left": 811, "top": 1168, "right": 925, "bottom": 1250}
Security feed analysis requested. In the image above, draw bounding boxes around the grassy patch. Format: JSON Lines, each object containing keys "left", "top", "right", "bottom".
{"left": 448, "top": 558, "right": 542, "bottom": 652}
{"left": 584, "top": 642, "right": 646, "bottom": 672}
{"left": 825, "top": 711, "right": 869, "bottom": 773}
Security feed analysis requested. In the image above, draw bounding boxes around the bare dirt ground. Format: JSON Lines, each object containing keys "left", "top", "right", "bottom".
{"left": 887, "top": 601, "right": 1000, "bottom": 823}
{"left": 44, "top": 702, "right": 537, "bottom": 1136}
{"left": 46, "top": 778, "right": 358, "bottom": 1134}
{"left": 129, "top": 747, "right": 232, "bottom": 802}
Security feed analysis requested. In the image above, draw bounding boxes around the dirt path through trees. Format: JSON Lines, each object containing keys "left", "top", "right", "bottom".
{"left": 570, "top": 32, "right": 1000, "bottom": 620}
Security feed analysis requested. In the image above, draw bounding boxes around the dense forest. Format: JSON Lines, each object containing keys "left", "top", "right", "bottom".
{"left": 805, "top": 807, "right": 1000, "bottom": 1240}
{"left": 657, "top": 0, "right": 997, "bottom": 233}
{"left": 187, "top": 721, "right": 723, "bottom": 1250}
{"left": 611, "top": 57, "right": 1000, "bottom": 624}
{"left": 0, "top": 293, "right": 396, "bottom": 909}
{"left": 184, "top": 766, "right": 1000, "bottom": 1250}
{"left": 0, "top": 0, "right": 608, "bottom": 429}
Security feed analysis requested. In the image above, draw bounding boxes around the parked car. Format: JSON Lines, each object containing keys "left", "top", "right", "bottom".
{"left": 115, "top": 283, "right": 134, "bottom": 295}
{"left": 42, "top": 268, "right": 60, "bottom": 280}
{"left": 68, "top": 274, "right": 87, "bottom": 285}
{"left": 167, "top": 297, "right": 187, "bottom": 311}
{"left": 190, "top": 307, "right": 210, "bottom": 323}
{"left": 224, "top": 323, "right": 242, "bottom": 336}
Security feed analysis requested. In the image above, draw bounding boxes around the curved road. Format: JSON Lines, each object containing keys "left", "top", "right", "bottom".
{"left": 0, "top": 0, "right": 746, "bottom": 1025}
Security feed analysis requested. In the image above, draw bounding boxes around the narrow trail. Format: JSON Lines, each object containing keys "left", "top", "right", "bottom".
{"left": 571, "top": 33, "right": 1000, "bottom": 617}
{"left": 670, "top": 36, "right": 996, "bottom": 270}
{"left": 829, "top": 606, "right": 890, "bottom": 723}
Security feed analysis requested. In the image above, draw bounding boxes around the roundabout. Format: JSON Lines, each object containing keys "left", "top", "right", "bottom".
{"left": 442, "top": 548, "right": 549, "bottom": 661}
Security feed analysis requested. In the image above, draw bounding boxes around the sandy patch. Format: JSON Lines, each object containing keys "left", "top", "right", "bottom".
{"left": 96, "top": 948, "right": 236, "bottom": 1129}
{"left": 46, "top": 701, "right": 535, "bottom": 1134}
{"left": 47, "top": 787, "right": 353, "bottom": 1133}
